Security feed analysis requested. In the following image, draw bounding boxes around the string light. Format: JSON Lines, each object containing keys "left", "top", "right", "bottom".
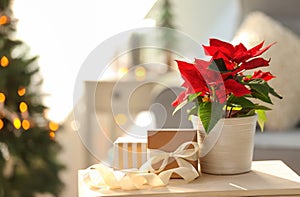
{"left": 49, "top": 121, "right": 59, "bottom": 131}
{"left": 19, "top": 102, "right": 28, "bottom": 113}
{"left": 0, "top": 56, "right": 9, "bottom": 67}
{"left": 135, "top": 66, "right": 146, "bottom": 81}
{"left": 13, "top": 118, "right": 21, "bottom": 129}
{"left": 49, "top": 131, "right": 55, "bottom": 139}
{"left": 0, "top": 92, "right": 5, "bottom": 103}
{"left": 18, "top": 87, "right": 26, "bottom": 96}
{"left": 118, "top": 67, "right": 129, "bottom": 77}
{"left": 22, "top": 119, "right": 30, "bottom": 130}
{"left": 0, "top": 119, "right": 3, "bottom": 130}
{"left": 0, "top": 15, "right": 8, "bottom": 25}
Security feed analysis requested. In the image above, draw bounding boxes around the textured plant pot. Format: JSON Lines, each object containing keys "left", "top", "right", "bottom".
{"left": 192, "top": 115, "right": 257, "bottom": 175}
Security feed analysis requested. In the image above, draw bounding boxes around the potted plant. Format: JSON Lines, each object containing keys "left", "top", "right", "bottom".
{"left": 172, "top": 38, "right": 282, "bottom": 174}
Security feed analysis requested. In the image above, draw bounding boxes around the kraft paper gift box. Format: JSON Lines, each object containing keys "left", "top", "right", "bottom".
{"left": 147, "top": 129, "right": 199, "bottom": 178}
{"left": 113, "top": 137, "right": 147, "bottom": 170}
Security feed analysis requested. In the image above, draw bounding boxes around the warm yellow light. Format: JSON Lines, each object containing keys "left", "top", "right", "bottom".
{"left": 19, "top": 102, "right": 28, "bottom": 112}
{"left": 18, "top": 87, "right": 26, "bottom": 96}
{"left": 13, "top": 118, "right": 21, "bottom": 129}
{"left": 0, "top": 92, "right": 5, "bottom": 103}
{"left": 135, "top": 66, "right": 146, "bottom": 78}
{"left": 118, "top": 67, "right": 129, "bottom": 77}
{"left": 0, "top": 119, "right": 4, "bottom": 130}
{"left": 49, "top": 131, "right": 56, "bottom": 139}
{"left": 115, "top": 113, "right": 127, "bottom": 125}
{"left": 0, "top": 15, "right": 8, "bottom": 25}
{"left": 49, "top": 121, "right": 59, "bottom": 131}
{"left": 0, "top": 56, "right": 9, "bottom": 67}
{"left": 22, "top": 119, "right": 30, "bottom": 130}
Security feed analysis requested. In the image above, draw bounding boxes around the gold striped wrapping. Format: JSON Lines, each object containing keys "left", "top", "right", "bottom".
{"left": 113, "top": 137, "right": 147, "bottom": 169}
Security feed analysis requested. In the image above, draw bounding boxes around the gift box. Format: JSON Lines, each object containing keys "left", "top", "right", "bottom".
{"left": 147, "top": 129, "right": 199, "bottom": 178}
{"left": 113, "top": 137, "right": 147, "bottom": 169}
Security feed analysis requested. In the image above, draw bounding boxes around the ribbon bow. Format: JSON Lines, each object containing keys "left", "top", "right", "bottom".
{"left": 140, "top": 141, "right": 200, "bottom": 183}
{"left": 82, "top": 141, "right": 200, "bottom": 191}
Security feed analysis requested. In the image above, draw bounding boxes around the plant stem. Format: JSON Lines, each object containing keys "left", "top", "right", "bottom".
{"left": 228, "top": 106, "right": 233, "bottom": 118}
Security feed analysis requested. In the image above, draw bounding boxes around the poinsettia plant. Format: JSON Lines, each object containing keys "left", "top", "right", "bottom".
{"left": 172, "top": 38, "right": 282, "bottom": 134}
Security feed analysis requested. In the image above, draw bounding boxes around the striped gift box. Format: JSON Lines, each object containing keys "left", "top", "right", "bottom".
{"left": 113, "top": 137, "right": 147, "bottom": 169}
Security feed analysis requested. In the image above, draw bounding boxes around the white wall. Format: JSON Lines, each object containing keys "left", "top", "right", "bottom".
{"left": 13, "top": 0, "right": 156, "bottom": 123}
{"left": 171, "top": 0, "right": 240, "bottom": 51}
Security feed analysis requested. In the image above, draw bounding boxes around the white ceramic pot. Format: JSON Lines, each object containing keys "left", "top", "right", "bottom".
{"left": 191, "top": 115, "right": 257, "bottom": 175}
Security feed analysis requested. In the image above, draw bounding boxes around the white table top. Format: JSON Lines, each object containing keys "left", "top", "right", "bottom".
{"left": 78, "top": 160, "right": 300, "bottom": 197}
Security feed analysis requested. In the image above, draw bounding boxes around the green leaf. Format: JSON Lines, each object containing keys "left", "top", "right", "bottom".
{"left": 173, "top": 92, "right": 201, "bottom": 116}
{"left": 251, "top": 91, "right": 272, "bottom": 104}
{"left": 267, "top": 83, "right": 283, "bottom": 99}
{"left": 198, "top": 102, "right": 211, "bottom": 133}
{"left": 227, "top": 95, "right": 255, "bottom": 108}
{"left": 250, "top": 105, "right": 271, "bottom": 110}
{"left": 246, "top": 109, "right": 256, "bottom": 116}
{"left": 245, "top": 79, "right": 282, "bottom": 103}
{"left": 232, "top": 104, "right": 271, "bottom": 118}
{"left": 188, "top": 92, "right": 201, "bottom": 102}
{"left": 198, "top": 102, "right": 224, "bottom": 134}
{"left": 248, "top": 80, "right": 273, "bottom": 104}
{"left": 239, "top": 104, "right": 271, "bottom": 111}
{"left": 245, "top": 79, "right": 282, "bottom": 104}
{"left": 256, "top": 110, "right": 267, "bottom": 131}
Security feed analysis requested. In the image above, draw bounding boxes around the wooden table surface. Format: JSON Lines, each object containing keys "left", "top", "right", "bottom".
{"left": 78, "top": 160, "right": 300, "bottom": 196}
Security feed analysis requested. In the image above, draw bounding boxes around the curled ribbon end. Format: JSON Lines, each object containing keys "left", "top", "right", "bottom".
{"left": 82, "top": 141, "right": 201, "bottom": 192}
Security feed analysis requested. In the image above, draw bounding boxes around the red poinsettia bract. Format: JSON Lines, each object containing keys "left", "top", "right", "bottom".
{"left": 173, "top": 39, "right": 275, "bottom": 107}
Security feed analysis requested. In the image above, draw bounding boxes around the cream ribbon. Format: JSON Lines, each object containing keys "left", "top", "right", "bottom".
{"left": 82, "top": 141, "right": 200, "bottom": 191}
{"left": 140, "top": 141, "right": 200, "bottom": 181}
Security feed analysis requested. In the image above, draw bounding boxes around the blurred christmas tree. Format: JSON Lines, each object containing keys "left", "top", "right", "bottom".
{"left": 156, "top": 0, "right": 176, "bottom": 71}
{"left": 157, "top": 0, "right": 175, "bottom": 29}
{"left": 0, "top": 0, "right": 64, "bottom": 196}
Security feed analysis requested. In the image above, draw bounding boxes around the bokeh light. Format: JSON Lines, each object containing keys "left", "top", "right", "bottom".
{"left": 13, "top": 118, "right": 21, "bottom": 129}
{"left": 0, "top": 56, "right": 9, "bottom": 67}
{"left": 118, "top": 67, "right": 129, "bottom": 78}
{"left": 49, "top": 131, "right": 55, "bottom": 139}
{"left": 18, "top": 87, "right": 26, "bottom": 96}
{"left": 49, "top": 121, "right": 59, "bottom": 131}
{"left": 0, "top": 15, "right": 8, "bottom": 25}
{"left": 0, "top": 92, "right": 5, "bottom": 103}
{"left": 0, "top": 119, "right": 3, "bottom": 130}
{"left": 115, "top": 113, "right": 127, "bottom": 125}
{"left": 19, "top": 102, "right": 28, "bottom": 112}
{"left": 22, "top": 119, "right": 30, "bottom": 130}
{"left": 135, "top": 66, "right": 146, "bottom": 81}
